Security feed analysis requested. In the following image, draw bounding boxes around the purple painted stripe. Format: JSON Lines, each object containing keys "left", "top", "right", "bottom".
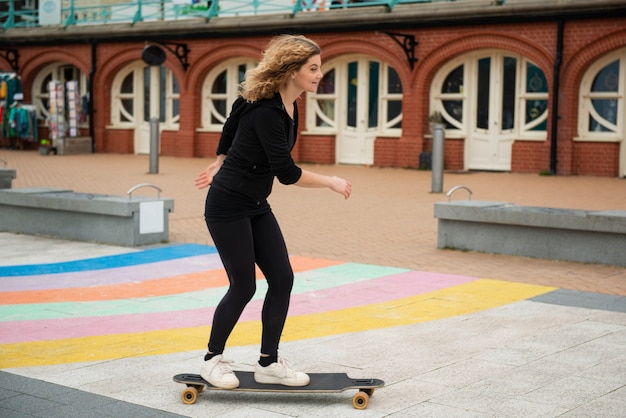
{"left": 0, "top": 254, "right": 223, "bottom": 292}
{"left": 0, "top": 271, "right": 474, "bottom": 343}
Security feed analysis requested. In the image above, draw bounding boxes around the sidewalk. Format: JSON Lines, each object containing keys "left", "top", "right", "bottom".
{"left": 1, "top": 149, "right": 625, "bottom": 417}
{"left": 2, "top": 150, "right": 626, "bottom": 295}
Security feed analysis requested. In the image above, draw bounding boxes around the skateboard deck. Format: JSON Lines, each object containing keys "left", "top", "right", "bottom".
{"left": 173, "top": 371, "right": 384, "bottom": 409}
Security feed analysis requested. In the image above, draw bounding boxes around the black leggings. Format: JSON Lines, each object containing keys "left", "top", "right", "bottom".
{"left": 206, "top": 211, "right": 294, "bottom": 356}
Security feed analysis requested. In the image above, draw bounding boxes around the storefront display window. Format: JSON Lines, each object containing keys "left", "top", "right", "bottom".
{"left": 111, "top": 62, "right": 179, "bottom": 129}
{"left": 32, "top": 62, "right": 88, "bottom": 128}
{"left": 578, "top": 52, "right": 623, "bottom": 140}
{"left": 308, "top": 58, "right": 402, "bottom": 136}
{"left": 201, "top": 59, "right": 256, "bottom": 130}
{"left": 431, "top": 52, "right": 548, "bottom": 139}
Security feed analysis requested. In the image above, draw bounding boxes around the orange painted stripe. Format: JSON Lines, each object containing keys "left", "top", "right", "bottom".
{"left": 0, "top": 270, "right": 228, "bottom": 305}
{"left": 0, "top": 256, "right": 343, "bottom": 305}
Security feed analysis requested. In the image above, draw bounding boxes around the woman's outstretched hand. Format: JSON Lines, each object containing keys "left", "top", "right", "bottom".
{"left": 330, "top": 176, "right": 352, "bottom": 200}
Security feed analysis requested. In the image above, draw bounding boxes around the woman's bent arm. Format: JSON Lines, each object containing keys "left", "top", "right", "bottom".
{"left": 295, "top": 169, "right": 352, "bottom": 199}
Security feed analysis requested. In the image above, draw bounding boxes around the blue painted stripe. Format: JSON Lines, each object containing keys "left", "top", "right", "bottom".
{"left": 0, "top": 244, "right": 217, "bottom": 277}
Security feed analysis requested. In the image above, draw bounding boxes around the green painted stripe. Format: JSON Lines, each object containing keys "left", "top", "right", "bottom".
{"left": 0, "top": 263, "right": 408, "bottom": 322}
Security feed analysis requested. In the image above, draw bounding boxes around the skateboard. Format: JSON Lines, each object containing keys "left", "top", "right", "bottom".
{"left": 173, "top": 371, "right": 384, "bottom": 410}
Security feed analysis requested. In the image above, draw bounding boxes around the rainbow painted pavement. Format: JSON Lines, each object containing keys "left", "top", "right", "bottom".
{"left": 0, "top": 243, "right": 556, "bottom": 369}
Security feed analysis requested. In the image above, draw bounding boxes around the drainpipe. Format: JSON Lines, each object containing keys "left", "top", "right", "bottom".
{"left": 550, "top": 19, "right": 564, "bottom": 175}
{"left": 89, "top": 42, "right": 97, "bottom": 152}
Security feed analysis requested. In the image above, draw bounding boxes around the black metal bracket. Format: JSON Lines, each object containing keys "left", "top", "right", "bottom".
{"left": 156, "top": 41, "right": 190, "bottom": 71}
{"left": 385, "top": 32, "right": 418, "bottom": 69}
{"left": 0, "top": 49, "right": 19, "bottom": 72}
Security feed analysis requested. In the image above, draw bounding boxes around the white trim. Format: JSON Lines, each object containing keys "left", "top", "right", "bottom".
{"left": 110, "top": 61, "right": 180, "bottom": 130}
{"left": 199, "top": 58, "right": 257, "bottom": 132}
{"left": 430, "top": 51, "right": 548, "bottom": 140}
{"left": 110, "top": 62, "right": 139, "bottom": 127}
{"left": 430, "top": 50, "right": 549, "bottom": 170}
{"left": 577, "top": 50, "right": 624, "bottom": 142}
{"left": 306, "top": 55, "right": 403, "bottom": 137}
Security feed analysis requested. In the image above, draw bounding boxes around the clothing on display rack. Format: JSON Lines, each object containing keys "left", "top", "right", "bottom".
{"left": 8, "top": 103, "right": 38, "bottom": 148}
{"left": 1, "top": 73, "right": 23, "bottom": 140}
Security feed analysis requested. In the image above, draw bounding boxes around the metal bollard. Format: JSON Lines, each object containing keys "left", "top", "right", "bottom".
{"left": 149, "top": 117, "right": 159, "bottom": 174}
{"left": 431, "top": 124, "right": 445, "bottom": 193}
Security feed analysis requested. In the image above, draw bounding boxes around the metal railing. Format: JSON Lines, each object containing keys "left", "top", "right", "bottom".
{"left": 0, "top": 0, "right": 452, "bottom": 30}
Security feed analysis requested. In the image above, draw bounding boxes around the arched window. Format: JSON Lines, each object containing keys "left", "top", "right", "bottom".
{"left": 306, "top": 57, "right": 402, "bottom": 136}
{"left": 200, "top": 58, "right": 257, "bottom": 131}
{"left": 383, "top": 65, "right": 403, "bottom": 131}
{"left": 32, "top": 62, "right": 88, "bottom": 125}
{"left": 578, "top": 49, "right": 624, "bottom": 141}
{"left": 110, "top": 64, "right": 137, "bottom": 127}
{"left": 431, "top": 51, "right": 549, "bottom": 171}
{"left": 431, "top": 51, "right": 548, "bottom": 140}
{"left": 110, "top": 62, "right": 179, "bottom": 129}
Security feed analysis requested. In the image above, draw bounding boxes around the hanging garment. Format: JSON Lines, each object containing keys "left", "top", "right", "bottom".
{"left": 1, "top": 75, "right": 22, "bottom": 138}
{"left": 8, "top": 106, "right": 34, "bottom": 140}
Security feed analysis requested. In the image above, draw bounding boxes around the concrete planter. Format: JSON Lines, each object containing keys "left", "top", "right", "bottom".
{"left": 434, "top": 200, "right": 626, "bottom": 267}
{"left": 0, "top": 187, "right": 174, "bottom": 246}
{"left": 0, "top": 159, "right": 16, "bottom": 189}
{"left": 0, "top": 169, "right": 16, "bottom": 189}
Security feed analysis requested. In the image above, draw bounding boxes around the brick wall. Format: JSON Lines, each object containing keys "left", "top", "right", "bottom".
{"left": 299, "top": 135, "right": 336, "bottom": 164}
{"left": 4, "top": 16, "right": 625, "bottom": 177}
{"left": 512, "top": 141, "right": 552, "bottom": 174}
{"left": 573, "top": 142, "right": 620, "bottom": 177}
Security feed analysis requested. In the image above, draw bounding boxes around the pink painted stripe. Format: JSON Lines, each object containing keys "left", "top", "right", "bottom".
{"left": 0, "top": 271, "right": 474, "bottom": 343}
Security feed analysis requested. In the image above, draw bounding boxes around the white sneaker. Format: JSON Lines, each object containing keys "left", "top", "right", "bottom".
{"left": 200, "top": 354, "right": 239, "bottom": 389}
{"left": 254, "top": 357, "right": 310, "bottom": 386}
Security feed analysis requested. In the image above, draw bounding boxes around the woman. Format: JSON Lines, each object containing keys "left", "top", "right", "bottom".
{"left": 194, "top": 35, "right": 352, "bottom": 389}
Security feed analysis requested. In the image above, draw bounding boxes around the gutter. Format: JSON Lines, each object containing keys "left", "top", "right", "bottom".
{"left": 550, "top": 19, "right": 564, "bottom": 175}
{"left": 89, "top": 42, "right": 96, "bottom": 152}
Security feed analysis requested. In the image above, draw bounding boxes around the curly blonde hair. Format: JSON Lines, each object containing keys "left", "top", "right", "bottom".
{"left": 240, "top": 35, "right": 321, "bottom": 102}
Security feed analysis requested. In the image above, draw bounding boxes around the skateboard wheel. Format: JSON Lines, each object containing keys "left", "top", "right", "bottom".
{"left": 363, "top": 388, "right": 375, "bottom": 397}
{"left": 181, "top": 387, "right": 198, "bottom": 405}
{"left": 352, "top": 391, "right": 369, "bottom": 410}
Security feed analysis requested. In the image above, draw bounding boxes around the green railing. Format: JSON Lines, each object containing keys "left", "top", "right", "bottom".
{"left": 0, "top": 0, "right": 455, "bottom": 30}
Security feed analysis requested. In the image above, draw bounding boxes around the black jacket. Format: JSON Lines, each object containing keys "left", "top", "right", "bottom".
{"left": 212, "top": 93, "right": 303, "bottom": 204}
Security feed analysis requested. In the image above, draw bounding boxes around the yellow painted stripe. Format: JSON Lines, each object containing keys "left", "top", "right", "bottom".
{"left": 0, "top": 279, "right": 554, "bottom": 368}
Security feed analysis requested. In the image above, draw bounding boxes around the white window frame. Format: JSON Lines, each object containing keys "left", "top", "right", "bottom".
{"left": 199, "top": 58, "right": 257, "bottom": 132}
{"left": 305, "top": 57, "right": 402, "bottom": 137}
{"left": 381, "top": 65, "right": 402, "bottom": 132}
{"left": 109, "top": 61, "right": 179, "bottom": 130}
{"left": 517, "top": 61, "right": 549, "bottom": 141}
{"left": 163, "top": 68, "right": 180, "bottom": 130}
{"left": 430, "top": 51, "right": 549, "bottom": 141}
{"left": 430, "top": 56, "right": 467, "bottom": 138}
{"left": 110, "top": 63, "right": 139, "bottom": 128}
{"left": 305, "top": 64, "right": 338, "bottom": 134}
{"left": 576, "top": 49, "right": 624, "bottom": 143}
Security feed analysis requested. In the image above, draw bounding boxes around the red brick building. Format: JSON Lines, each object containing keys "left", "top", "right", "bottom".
{"left": 1, "top": 0, "right": 625, "bottom": 176}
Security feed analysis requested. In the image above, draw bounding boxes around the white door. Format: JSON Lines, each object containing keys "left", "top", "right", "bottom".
{"left": 336, "top": 59, "right": 377, "bottom": 165}
{"left": 467, "top": 55, "right": 517, "bottom": 170}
